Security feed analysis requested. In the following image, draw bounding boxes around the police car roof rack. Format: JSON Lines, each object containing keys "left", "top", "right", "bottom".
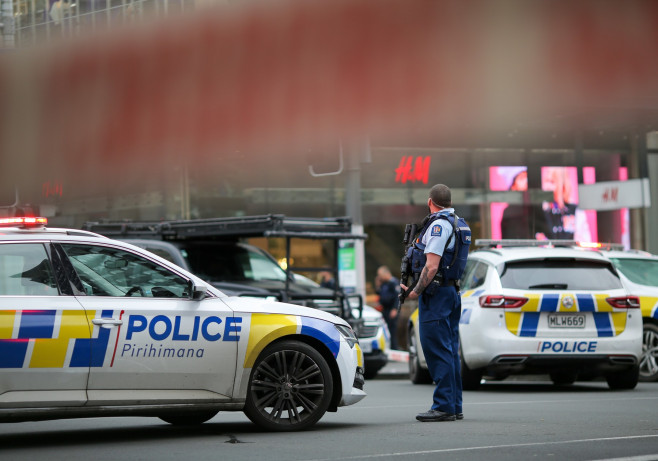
{"left": 83, "top": 214, "right": 367, "bottom": 241}
{"left": 83, "top": 215, "right": 367, "bottom": 323}
{"left": 475, "top": 239, "right": 625, "bottom": 251}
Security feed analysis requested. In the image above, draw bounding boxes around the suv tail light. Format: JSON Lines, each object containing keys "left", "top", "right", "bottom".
{"left": 479, "top": 295, "right": 528, "bottom": 308}
{"left": 606, "top": 296, "right": 640, "bottom": 309}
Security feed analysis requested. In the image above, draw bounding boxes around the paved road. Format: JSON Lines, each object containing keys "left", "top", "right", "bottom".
{"left": 1, "top": 377, "right": 657, "bottom": 461}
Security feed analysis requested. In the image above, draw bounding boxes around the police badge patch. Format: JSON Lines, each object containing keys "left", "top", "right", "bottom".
{"left": 431, "top": 225, "right": 442, "bottom": 236}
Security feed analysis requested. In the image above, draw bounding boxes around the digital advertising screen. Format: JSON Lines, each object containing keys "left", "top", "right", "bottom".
{"left": 489, "top": 166, "right": 599, "bottom": 242}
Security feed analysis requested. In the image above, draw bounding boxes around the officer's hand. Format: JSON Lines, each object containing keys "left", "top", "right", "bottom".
{"left": 400, "top": 283, "right": 419, "bottom": 301}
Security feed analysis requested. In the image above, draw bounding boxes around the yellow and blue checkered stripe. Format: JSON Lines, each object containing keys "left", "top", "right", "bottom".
{"left": 504, "top": 293, "right": 627, "bottom": 338}
{"left": 243, "top": 313, "right": 342, "bottom": 369}
{"left": 0, "top": 309, "right": 111, "bottom": 368}
{"left": 639, "top": 296, "right": 658, "bottom": 320}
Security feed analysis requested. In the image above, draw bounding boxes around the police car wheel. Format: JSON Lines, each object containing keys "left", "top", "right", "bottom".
{"left": 606, "top": 365, "right": 640, "bottom": 390}
{"left": 460, "top": 354, "right": 483, "bottom": 391}
{"left": 639, "top": 323, "right": 658, "bottom": 382}
{"left": 408, "top": 327, "right": 432, "bottom": 385}
{"left": 159, "top": 410, "right": 219, "bottom": 426}
{"left": 244, "top": 340, "right": 333, "bottom": 431}
{"left": 549, "top": 371, "right": 577, "bottom": 386}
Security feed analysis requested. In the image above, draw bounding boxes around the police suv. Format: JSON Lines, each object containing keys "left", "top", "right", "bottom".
{"left": 0, "top": 217, "right": 365, "bottom": 431}
{"left": 409, "top": 239, "right": 643, "bottom": 390}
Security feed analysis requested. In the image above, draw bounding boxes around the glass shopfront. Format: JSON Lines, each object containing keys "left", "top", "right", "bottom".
{"left": 34, "top": 137, "right": 634, "bottom": 296}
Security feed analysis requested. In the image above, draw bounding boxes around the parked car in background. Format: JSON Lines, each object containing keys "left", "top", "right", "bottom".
{"left": 600, "top": 249, "right": 658, "bottom": 382}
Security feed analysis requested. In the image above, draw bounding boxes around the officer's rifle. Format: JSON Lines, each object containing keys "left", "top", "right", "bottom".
{"left": 398, "top": 222, "right": 418, "bottom": 306}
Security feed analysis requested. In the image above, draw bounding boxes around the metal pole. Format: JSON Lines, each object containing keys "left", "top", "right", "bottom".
{"left": 629, "top": 130, "right": 648, "bottom": 250}
{"left": 344, "top": 136, "right": 370, "bottom": 302}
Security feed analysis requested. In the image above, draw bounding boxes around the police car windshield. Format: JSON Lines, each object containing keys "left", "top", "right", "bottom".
{"left": 500, "top": 259, "right": 623, "bottom": 291}
{"left": 610, "top": 257, "right": 658, "bottom": 286}
{"left": 182, "top": 243, "right": 288, "bottom": 283}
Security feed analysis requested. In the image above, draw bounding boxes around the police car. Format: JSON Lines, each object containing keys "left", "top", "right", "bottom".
{"left": 84, "top": 216, "right": 390, "bottom": 379}
{"left": 409, "top": 239, "right": 643, "bottom": 390}
{"left": 598, "top": 248, "right": 658, "bottom": 382}
{"left": 0, "top": 217, "right": 365, "bottom": 431}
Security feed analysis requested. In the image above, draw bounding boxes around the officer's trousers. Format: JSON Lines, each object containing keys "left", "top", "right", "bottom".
{"left": 418, "top": 286, "right": 462, "bottom": 414}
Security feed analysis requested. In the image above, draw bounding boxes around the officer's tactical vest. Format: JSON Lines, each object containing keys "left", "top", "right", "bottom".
{"left": 407, "top": 212, "right": 472, "bottom": 282}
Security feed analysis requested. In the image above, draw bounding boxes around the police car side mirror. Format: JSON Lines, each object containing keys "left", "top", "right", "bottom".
{"left": 190, "top": 282, "right": 207, "bottom": 301}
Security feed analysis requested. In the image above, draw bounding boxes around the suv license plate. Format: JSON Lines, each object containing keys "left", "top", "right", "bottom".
{"left": 547, "top": 314, "right": 586, "bottom": 328}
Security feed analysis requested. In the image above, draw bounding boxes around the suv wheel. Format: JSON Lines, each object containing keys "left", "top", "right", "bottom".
{"left": 459, "top": 350, "right": 482, "bottom": 391}
{"left": 606, "top": 365, "right": 640, "bottom": 390}
{"left": 244, "top": 340, "right": 333, "bottom": 431}
{"left": 461, "top": 354, "right": 483, "bottom": 390}
{"left": 640, "top": 323, "right": 658, "bottom": 382}
{"left": 408, "top": 327, "right": 432, "bottom": 384}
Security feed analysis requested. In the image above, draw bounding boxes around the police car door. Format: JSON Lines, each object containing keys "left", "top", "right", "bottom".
{"left": 0, "top": 242, "right": 89, "bottom": 407}
{"left": 57, "top": 242, "right": 238, "bottom": 405}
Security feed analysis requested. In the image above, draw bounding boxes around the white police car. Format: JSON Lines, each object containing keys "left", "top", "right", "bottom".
{"left": 0, "top": 217, "right": 365, "bottom": 431}
{"left": 599, "top": 248, "right": 658, "bottom": 382}
{"left": 409, "top": 239, "right": 643, "bottom": 390}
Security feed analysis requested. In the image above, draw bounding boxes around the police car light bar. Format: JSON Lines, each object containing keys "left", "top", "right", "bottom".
{"left": 476, "top": 239, "right": 625, "bottom": 251}
{"left": 576, "top": 242, "right": 626, "bottom": 251}
{"left": 476, "top": 239, "right": 580, "bottom": 248}
{"left": 0, "top": 217, "right": 48, "bottom": 228}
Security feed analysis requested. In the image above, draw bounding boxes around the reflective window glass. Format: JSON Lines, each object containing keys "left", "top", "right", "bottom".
{"left": 500, "top": 259, "right": 623, "bottom": 291}
{"left": 0, "top": 244, "right": 58, "bottom": 296}
{"left": 610, "top": 258, "right": 658, "bottom": 286}
{"left": 60, "top": 244, "right": 190, "bottom": 298}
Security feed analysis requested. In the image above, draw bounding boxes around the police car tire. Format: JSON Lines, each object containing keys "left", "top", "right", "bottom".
{"left": 159, "top": 410, "right": 219, "bottom": 426}
{"left": 606, "top": 365, "right": 640, "bottom": 390}
{"left": 408, "top": 328, "right": 432, "bottom": 385}
{"left": 639, "top": 323, "right": 658, "bottom": 382}
{"left": 460, "top": 355, "right": 483, "bottom": 391}
{"left": 244, "top": 340, "right": 333, "bottom": 432}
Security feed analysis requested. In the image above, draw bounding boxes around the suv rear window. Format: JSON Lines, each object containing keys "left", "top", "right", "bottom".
{"left": 500, "top": 259, "right": 623, "bottom": 291}
{"left": 609, "top": 257, "right": 658, "bottom": 286}
{"left": 182, "top": 243, "right": 287, "bottom": 283}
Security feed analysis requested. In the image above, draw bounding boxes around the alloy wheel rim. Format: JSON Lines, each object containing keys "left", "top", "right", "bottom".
{"left": 640, "top": 328, "right": 658, "bottom": 379}
{"left": 251, "top": 349, "right": 325, "bottom": 425}
{"left": 409, "top": 334, "right": 418, "bottom": 374}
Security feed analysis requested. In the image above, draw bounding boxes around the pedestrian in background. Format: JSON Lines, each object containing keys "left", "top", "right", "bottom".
{"left": 400, "top": 184, "right": 471, "bottom": 422}
{"left": 374, "top": 265, "right": 399, "bottom": 350}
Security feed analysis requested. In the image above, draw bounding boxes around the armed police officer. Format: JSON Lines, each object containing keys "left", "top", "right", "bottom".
{"left": 400, "top": 184, "right": 471, "bottom": 422}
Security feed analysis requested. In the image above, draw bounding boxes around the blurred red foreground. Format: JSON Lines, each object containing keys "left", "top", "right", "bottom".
{"left": 1, "top": 0, "right": 658, "bottom": 188}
